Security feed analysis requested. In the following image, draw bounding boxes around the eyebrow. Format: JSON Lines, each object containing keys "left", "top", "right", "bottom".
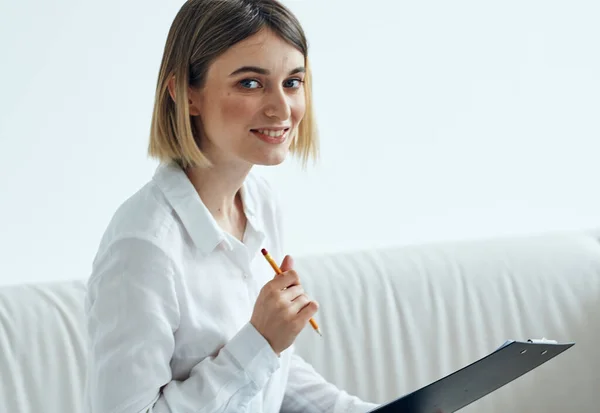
{"left": 229, "top": 66, "right": 305, "bottom": 76}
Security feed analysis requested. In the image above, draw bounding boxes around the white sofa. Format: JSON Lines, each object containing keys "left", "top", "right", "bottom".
{"left": 1, "top": 230, "right": 599, "bottom": 412}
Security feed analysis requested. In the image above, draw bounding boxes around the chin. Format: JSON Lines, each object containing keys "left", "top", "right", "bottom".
{"left": 258, "top": 153, "right": 288, "bottom": 166}
{"left": 248, "top": 149, "right": 289, "bottom": 166}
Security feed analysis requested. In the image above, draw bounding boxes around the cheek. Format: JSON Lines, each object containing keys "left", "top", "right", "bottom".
{"left": 219, "top": 95, "right": 257, "bottom": 127}
{"left": 291, "top": 96, "right": 306, "bottom": 124}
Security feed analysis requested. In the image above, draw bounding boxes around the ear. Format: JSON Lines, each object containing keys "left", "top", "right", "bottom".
{"left": 187, "top": 86, "right": 202, "bottom": 116}
{"left": 167, "top": 76, "right": 202, "bottom": 116}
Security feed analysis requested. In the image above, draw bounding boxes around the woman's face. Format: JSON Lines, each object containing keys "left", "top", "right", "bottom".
{"left": 188, "top": 28, "right": 306, "bottom": 167}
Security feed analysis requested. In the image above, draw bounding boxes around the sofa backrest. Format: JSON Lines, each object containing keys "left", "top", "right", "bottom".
{"left": 293, "top": 231, "right": 600, "bottom": 412}
{"left": 0, "top": 280, "right": 87, "bottom": 412}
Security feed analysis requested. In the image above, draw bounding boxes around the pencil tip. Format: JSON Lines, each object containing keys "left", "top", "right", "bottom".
{"left": 316, "top": 329, "right": 323, "bottom": 337}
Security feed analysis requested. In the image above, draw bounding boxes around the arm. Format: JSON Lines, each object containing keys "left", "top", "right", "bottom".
{"left": 86, "top": 237, "right": 280, "bottom": 413}
{"left": 281, "top": 350, "right": 379, "bottom": 413}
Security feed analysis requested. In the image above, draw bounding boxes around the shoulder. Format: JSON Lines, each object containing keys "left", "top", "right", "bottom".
{"left": 92, "top": 179, "right": 183, "bottom": 267}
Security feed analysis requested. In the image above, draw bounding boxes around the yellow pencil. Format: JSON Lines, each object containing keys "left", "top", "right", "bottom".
{"left": 261, "top": 248, "right": 322, "bottom": 337}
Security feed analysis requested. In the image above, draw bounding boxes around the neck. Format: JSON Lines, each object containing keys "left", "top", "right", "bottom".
{"left": 185, "top": 160, "right": 252, "bottom": 221}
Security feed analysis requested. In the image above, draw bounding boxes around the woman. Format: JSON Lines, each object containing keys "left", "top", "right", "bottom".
{"left": 85, "top": 0, "right": 380, "bottom": 412}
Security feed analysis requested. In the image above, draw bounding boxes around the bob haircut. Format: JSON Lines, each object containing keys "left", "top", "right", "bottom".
{"left": 148, "top": 0, "right": 319, "bottom": 168}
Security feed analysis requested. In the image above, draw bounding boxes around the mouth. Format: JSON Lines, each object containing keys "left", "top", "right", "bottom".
{"left": 250, "top": 128, "right": 291, "bottom": 144}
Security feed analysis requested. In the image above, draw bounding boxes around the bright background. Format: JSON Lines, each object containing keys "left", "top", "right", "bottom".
{"left": 1, "top": 0, "right": 599, "bottom": 285}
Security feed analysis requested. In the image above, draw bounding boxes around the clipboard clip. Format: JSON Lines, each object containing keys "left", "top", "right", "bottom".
{"left": 526, "top": 337, "right": 558, "bottom": 344}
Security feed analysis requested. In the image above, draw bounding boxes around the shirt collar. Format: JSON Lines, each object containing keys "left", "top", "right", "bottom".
{"left": 152, "top": 162, "right": 265, "bottom": 254}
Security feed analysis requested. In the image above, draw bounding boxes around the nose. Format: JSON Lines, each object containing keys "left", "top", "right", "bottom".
{"left": 263, "top": 87, "right": 292, "bottom": 120}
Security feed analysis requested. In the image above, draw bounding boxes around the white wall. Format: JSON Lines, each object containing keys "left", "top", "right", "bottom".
{"left": 1, "top": 0, "right": 599, "bottom": 286}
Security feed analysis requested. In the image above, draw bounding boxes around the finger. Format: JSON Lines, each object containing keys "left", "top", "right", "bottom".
{"left": 271, "top": 270, "right": 300, "bottom": 290}
{"left": 289, "top": 293, "right": 311, "bottom": 314}
{"left": 297, "top": 300, "right": 319, "bottom": 321}
{"left": 280, "top": 255, "right": 294, "bottom": 272}
{"left": 281, "top": 285, "right": 304, "bottom": 302}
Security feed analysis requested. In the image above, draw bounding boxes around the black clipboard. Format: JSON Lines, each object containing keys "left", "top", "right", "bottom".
{"left": 368, "top": 338, "right": 574, "bottom": 413}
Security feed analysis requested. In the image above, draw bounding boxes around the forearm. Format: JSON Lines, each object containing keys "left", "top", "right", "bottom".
{"left": 90, "top": 322, "right": 279, "bottom": 413}
{"left": 143, "top": 324, "right": 280, "bottom": 413}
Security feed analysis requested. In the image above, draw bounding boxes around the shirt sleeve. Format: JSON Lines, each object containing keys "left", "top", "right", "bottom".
{"left": 85, "top": 236, "right": 281, "bottom": 413}
{"left": 281, "top": 350, "right": 380, "bottom": 413}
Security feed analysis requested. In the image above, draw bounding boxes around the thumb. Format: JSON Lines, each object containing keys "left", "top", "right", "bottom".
{"left": 280, "top": 255, "right": 294, "bottom": 272}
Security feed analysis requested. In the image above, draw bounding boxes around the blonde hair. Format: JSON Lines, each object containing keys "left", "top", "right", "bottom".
{"left": 148, "top": 0, "right": 319, "bottom": 168}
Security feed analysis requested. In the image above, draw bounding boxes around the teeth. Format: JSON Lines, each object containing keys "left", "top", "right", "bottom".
{"left": 256, "top": 129, "right": 286, "bottom": 137}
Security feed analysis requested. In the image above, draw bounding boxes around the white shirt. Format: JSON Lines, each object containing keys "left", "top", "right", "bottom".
{"left": 84, "top": 162, "right": 378, "bottom": 413}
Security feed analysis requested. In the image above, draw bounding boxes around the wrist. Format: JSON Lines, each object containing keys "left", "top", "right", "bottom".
{"left": 249, "top": 320, "right": 281, "bottom": 357}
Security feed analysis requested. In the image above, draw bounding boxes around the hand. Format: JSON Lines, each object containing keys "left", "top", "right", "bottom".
{"left": 250, "top": 255, "right": 319, "bottom": 355}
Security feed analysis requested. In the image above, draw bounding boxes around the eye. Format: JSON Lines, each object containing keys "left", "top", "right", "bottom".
{"left": 239, "top": 79, "right": 262, "bottom": 89}
{"left": 284, "top": 78, "right": 304, "bottom": 88}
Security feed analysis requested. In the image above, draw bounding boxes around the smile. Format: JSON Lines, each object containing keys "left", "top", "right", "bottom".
{"left": 253, "top": 128, "right": 288, "bottom": 137}
{"left": 251, "top": 128, "right": 290, "bottom": 144}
